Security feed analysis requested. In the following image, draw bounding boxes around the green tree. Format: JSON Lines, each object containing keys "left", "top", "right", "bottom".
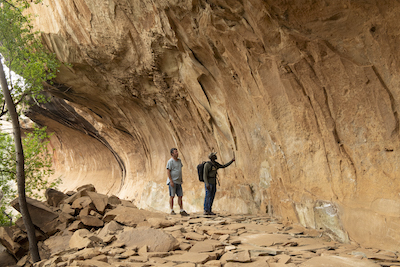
{"left": 0, "top": 126, "right": 60, "bottom": 221}
{"left": 0, "top": 0, "right": 60, "bottom": 262}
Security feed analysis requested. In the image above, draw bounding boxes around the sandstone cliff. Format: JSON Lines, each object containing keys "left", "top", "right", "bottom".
{"left": 24, "top": 0, "right": 400, "bottom": 251}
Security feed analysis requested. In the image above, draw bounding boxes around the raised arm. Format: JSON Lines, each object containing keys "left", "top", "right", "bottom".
{"left": 218, "top": 157, "right": 235, "bottom": 168}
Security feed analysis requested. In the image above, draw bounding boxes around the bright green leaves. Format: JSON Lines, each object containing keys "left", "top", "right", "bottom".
{"left": 0, "top": 126, "right": 60, "bottom": 225}
{"left": 0, "top": 0, "right": 60, "bottom": 108}
{"left": 22, "top": 126, "right": 61, "bottom": 200}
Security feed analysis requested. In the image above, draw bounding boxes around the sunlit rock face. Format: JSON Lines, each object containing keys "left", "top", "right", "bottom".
{"left": 26, "top": 0, "right": 400, "bottom": 250}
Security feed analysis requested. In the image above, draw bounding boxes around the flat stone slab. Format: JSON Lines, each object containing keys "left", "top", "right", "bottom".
{"left": 220, "top": 250, "right": 251, "bottom": 263}
{"left": 80, "top": 215, "right": 104, "bottom": 227}
{"left": 73, "top": 259, "right": 112, "bottom": 267}
{"left": 44, "top": 234, "right": 72, "bottom": 255}
{"left": 163, "top": 225, "right": 185, "bottom": 232}
{"left": 207, "top": 229, "right": 237, "bottom": 235}
{"left": 11, "top": 197, "right": 58, "bottom": 230}
{"left": 299, "top": 255, "right": 381, "bottom": 267}
{"left": 224, "top": 259, "right": 270, "bottom": 266}
{"left": 235, "top": 223, "right": 282, "bottom": 233}
{"left": 239, "top": 233, "right": 292, "bottom": 247}
{"left": 184, "top": 232, "right": 207, "bottom": 241}
{"left": 164, "top": 252, "right": 210, "bottom": 264}
{"left": 189, "top": 240, "right": 222, "bottom": 253}
{"left": 116, "top": 228, "right": 178, "bottom": 252}
{"left": 285, "top": 238, "right": 335, "bottom": 252}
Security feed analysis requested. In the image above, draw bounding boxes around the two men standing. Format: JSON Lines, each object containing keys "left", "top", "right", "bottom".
{"left": 166, "top": 148, "right": 234, "bottom": 216}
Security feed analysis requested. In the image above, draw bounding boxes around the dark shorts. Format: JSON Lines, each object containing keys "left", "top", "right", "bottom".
{"left": 168, "top": 183, "right": 183, "bottom": 197}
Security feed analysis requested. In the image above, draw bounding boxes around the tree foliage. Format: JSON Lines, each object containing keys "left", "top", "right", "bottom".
{"left": 0, "top": 0, "right": 61, "bottom": 228}
{"left": 0, "top": 126, "right": 60, "bottom": 225}
{"left": 0, "top": 0, "right": 61, "bottom": 261}
{"left": 0, "top": 0, "right": 59, "bottom": 116}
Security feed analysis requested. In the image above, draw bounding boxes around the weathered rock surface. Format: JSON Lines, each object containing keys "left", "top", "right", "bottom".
{"left": 116, "top": 228, "right": 179, "bottom": 252}
{"left": 23, "top": 0, "right": 400, "bottom": 251}
{"left": 35, "top": 210, "right": 400, "bottom": 266}
{"left": 45, "top": 188, "right": 68, "bottom": 207}
{"left": 2, "top": 187, "right": 399, "bottom": 267}
{"left": 0, "top": 250, "right": 17, "bottom": 266}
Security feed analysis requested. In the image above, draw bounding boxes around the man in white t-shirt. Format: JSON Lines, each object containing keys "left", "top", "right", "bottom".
{"left": 166, "top": 148, "right": 189, "bottom": 216}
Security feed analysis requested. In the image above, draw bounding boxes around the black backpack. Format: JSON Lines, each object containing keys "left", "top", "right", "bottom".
{"left": 197, "top": 161, "right": 211, "bottom": 182}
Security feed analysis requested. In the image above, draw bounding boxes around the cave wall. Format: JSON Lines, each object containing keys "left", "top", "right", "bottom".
{"left": 26, "top": 0, "right": 400, "bottom": 250}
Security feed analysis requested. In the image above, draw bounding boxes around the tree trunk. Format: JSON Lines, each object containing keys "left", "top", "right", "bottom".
{"left": 0, "top": 59, "right": 41, "bottom": 262}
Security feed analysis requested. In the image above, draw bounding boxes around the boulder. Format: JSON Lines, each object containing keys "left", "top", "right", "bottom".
{"left": 89, "top": 210, "right": 102, "bottom": 218}
{"left": 58, "top": 212, "right": 74, "bottom": 224}
{"left": 79, "top": 204, "right": 96, "bottom": 217}
{"left": 13, "top": 218, "right": 46, "bottom": 241}
{"left": 0, "top": 226, "right": 25, "bottom": 259}
{"left": 16, "top": 254, "right": 29, "bottom": 266}
{"left": 86, "top": 191, "right": 108, "bottom": 213}
{"left": 68, "top": 220, "right": 85, "bottom": 232}
{"left": 60, "top": 203, "right": 75, "bottom": 215}
{"left": 10, "top": 197, "right": 58, "bottom": 232}
{"left": 147, "top": 218, "right": 174, "bottom": 229}
{"left": 44, "top": 234, "right": 72, "bottom": 256}
{"left": 40, "top": 218, "right": 63, "bottom": 236}
{"left": 80, "top": 215, "right": 104, "bottom": 227}
{"left": 101, "top": 234, "right": 117, "bottom": 244}
{"left": 116, "top": 228, "right": 179, "bottom": 252}
{"left": 103, "top": 206, "right": 146, "bottom": 226}
{"left": 108, "top": 195, "right": 121, "bottom": 205}
{"left": 76, "top": 184, "right": 96, "bottom": 193}
{"left": 45, "top": 188, "right": 68, "bottom": 207}
{"left": 71, "top": 196, "right": 93, "bottom": 209}
{"left": 97, "top": 221, "right": 123, "bottom": 239}
{"left": 0, "top": 250, "right": 17, "bottom": 266}
{"left": 61, "top": 191, "right": 83, "bottom": 205}
{"left": 220, "top": 250, "right": 251, "bottom": 263}
{"left": 69, "top": 229, "right": 92, "bottom": 249}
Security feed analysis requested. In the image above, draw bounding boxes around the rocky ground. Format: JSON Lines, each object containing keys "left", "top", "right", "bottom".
{"left": 1, "top": 185, "right": 400, "bottom": 267}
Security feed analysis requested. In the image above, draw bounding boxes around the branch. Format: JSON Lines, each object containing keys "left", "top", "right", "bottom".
{"left": 0, "top": 169, "right": 16, "bottom": 175}
{"left": 2, "top": 211, "right": 12, "bottom": 225}
{"left": 0, "top": 101, "right": 6, "bottom": 117}
{"left": 14, "top": 92, "right": 27, "bottom": 106}
{"left": 0, "top": 91, "right": 27, "bottom": 118}
{"left": 0, "top": 0, "right": 28, "bottom": 19}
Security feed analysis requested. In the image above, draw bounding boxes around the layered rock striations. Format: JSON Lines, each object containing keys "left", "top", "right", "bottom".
{"left": 25, "top": 0, "right": 400, "bottom": 251}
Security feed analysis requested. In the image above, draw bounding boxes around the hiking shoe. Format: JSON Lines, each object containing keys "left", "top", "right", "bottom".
{"left": 208, "top": 211, "right": 216, "bottom": 215}
{"left": 203, "top": 211, "right": 210, "bottom": 215}
{"left": 170, "top": 210, "right": 176, "bottom": 215}
{"left": 180, "top": 210, "right": 190, "bottom": 216}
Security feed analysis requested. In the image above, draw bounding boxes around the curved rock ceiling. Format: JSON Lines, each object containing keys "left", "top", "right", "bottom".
{"left": 26, "top": 0, "right": 400, "bottom": 250}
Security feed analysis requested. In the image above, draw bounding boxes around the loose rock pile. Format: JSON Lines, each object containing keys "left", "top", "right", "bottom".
{"left": 1, "top": 185, "right": 399, "bottom": 267}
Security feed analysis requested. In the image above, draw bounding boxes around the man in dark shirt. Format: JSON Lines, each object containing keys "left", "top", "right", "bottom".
{"left": 203, "top": 152, "right": 235, "bottom": 215}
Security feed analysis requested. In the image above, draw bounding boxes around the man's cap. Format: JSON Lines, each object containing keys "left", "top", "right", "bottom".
{"left": 208, "top": 152, "right": 217, "bottom": 159}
